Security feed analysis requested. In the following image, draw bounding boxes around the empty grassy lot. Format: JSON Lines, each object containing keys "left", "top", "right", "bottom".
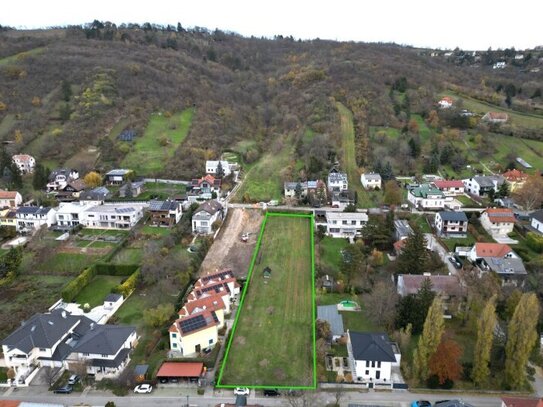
{"left": 219, "top": 214, "right": 315, "bottom": 388}
{"left": 121, "top": 108, "right": 194, "bottom": 175}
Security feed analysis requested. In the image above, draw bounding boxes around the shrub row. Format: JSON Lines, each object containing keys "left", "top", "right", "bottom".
{"left": 526, "top": 232, "right": 543, "bottom": 253}
{"left": 95, "top": 263, "right": 139, "bottom": 276}
{"left": 112, "top": 268, "right": 140, "bottom": 297}
{"left": 61, "top": 267, "right": 98, "bottom": 302}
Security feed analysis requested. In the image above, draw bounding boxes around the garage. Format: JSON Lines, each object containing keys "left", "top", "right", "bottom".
{"left": 156, "top": 362, "right": 205, "bottom": 384}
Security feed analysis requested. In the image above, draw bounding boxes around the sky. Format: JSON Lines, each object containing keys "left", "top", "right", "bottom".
{"left": 2, "top": 0, "right": 542, "bottom": 50}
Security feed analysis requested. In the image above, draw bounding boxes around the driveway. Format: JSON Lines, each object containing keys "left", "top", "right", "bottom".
{"left": 493, "top": 235, "right": 519, "bottom": 244}
{"left": 424, "top": 233, "right": 457, "bottom": 275}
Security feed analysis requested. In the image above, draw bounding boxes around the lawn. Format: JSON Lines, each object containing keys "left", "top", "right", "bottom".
{"left": 74, "top": 275, "right": 124, "bottom": 308}
{"left": 121, "top": 108, "right": 194, "bottom": 175}
{"left": 115, "top": 292, "right": 149, "bottom": 327}
{"left": 219, "top": 214, "right": 315, "bottom": 388}
{"left": 39, "top": 253, "right": 101, "bottom": 274}
{"left": 110, "top": 248, "right": 143, "bottom": 265}
{"left": 316, "top": 292, "right": 382, "bottom": 332}
{"left": 318, "top": 236, "right": 350, "bottom": 271}
{"left": 140, "top": 225, "right": 172, "bottom": 237}
{"left": 137, "top": 182, "right": 186, "bottom": 200}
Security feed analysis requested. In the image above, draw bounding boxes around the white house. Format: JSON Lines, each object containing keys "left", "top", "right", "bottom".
{"left": 463, "top": 175, "right": 505, "bottom": 197}
{"left": 12, "top": 154, "right": 36, "bottom": 174}
{"left": 407, "top": 184, "right": 445, "bottom": 210}
{"left": 55, "top": 202, "right": 93, "bottom": 228}
{"left": 438, "top": 96, "right": 454, "bottom": 109}
{"left": 284, "top": 182, "right": 308, "bottom": 198}
{"left": 468, "top": 242, "right": 527, "bottom": 286}
{"left": 530, "top": 210, "right": 543, "bottom": 234}
{"left": 16, "top": 206, "right": 56, "bottom": 233}
{"left": 205, "top": 160, "right": 232, "bottom": 177}
{"left": 347, "top": 331, "right": 401, "bottom": 385}
{"left": 186, "top": 269, "right": 240, "bottom": 314}
{"left": 192, "top": 200, "right": 223, "bottom": 235}
{"left": 480, "top": 208, "right": 515, "bottom": 237}
{"left": 46, "top": 169, "right": 79, "bottom": 192}
{"left": 104, "top": 169, "right": 132, "bottom": 185}
{"left": 0, "top": 190, "right": 22, "bottom": 209}
{"left": 361, "top": 173, "right": 382, "bottom": 190}
{"left": 325, "top": 211, "right": 368, "bottom": 238}
{"left": 328, "top": 170, "right": 348, "bottom": 192}
{"left": 80, "top": 204, "right": 145, "bottom": 230}
{"left": 435, "top": 211, "right": 468, "bottom": 238}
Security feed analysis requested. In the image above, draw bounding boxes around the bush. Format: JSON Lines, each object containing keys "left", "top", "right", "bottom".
{"left": 112, "top": 269, "right": 140, "bottom": 297}
{"left": 197, "top": 388, "right": 205, "bottom": 395}
{"left": 95, "top": 263, "right": 139, "bottom": 276}
{"left": 526, "top": 232, "right": 543, "bottom": 253}
{"left": 61, "top": 267, "right": 98, "bottom": 302}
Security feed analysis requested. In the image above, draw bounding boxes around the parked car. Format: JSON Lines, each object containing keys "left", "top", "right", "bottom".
{"left": 53, "top": 385, "right": 73, "bottom": 394}
{"left": 448, "top": 256, "right": 462, "bottom": 269}
{"left": 263, "top": 389, "right": 280, "bottom": 397}
{"left": 234, "top": 387, "right": 250, "bottom": 396}
{"left": 134, "top": 384, "right": 153, "bottom": 393}
{"left": 68, "top": 374, "right": 80, "bottom": 385}
{"left": 159, "top": 378, "right": 168, "bottom": 383}
{"left": 411, "top": 401, "right": 432, "bottom": 407}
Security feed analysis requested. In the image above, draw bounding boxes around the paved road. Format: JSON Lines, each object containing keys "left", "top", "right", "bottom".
{"left": 424, "top": 233, "right": 458, "bottom": 275}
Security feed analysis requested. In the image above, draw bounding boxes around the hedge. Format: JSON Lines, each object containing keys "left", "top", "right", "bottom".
{"left": 95, "top": 263, "right": 139, "bottom": 276}
{"left": 526, "top": 232, "right": 543, "bottom": 253}
{"left": 61, "top": 267, "right": 98, "bottom": 302}
{"left": 112, "top": 268, "right": 140, "bottom": 297}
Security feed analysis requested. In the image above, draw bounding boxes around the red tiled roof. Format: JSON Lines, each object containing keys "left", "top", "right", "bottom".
{"left": 485, "top": 208, "right": 515, "bottom": 223}
{"left": 502, "top": 169, "right": 528, "bottom": 182}
{"left": 475, "top": 242, "right": 512, "bottom": 258}
{"left": 179, "top": 294, "right": 225, "bottom": 317}
{"left": 501, "top": 397, "right": 543, "bottom": 407}
{"left": 156, "top": 362, "right": 204, "bottom": 378}
{"left": 399, "top": 274, "right": 462, "bottom": 296}
{"left": 433, "top": 180, "right": 464, "bottom": 189}
{"left": 440, "top": 96, "right": 453, "bottom": 103}
{"left": 12, "top": 154, "right": 33, "bottom": 162}
{"left": 0, "top": 191, "right": 18, "bottom": 199}
{"left": 0, "top": 401, "right": 21, "bottom": 407}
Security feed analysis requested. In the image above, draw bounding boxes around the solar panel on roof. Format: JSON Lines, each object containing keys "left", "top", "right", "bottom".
{"left": 179, "top": 314, "right": 207, "bottom": 334}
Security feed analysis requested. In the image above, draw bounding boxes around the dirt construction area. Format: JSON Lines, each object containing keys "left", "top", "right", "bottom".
{"left": 200, "top": 208, "right": 263, "bottom": 278}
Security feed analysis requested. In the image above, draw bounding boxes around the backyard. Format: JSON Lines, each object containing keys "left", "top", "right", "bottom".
{"left": 218, "top": 214, "right": 315, "bottom": 388}
{"left": 74, "top": 275, "right": 124, "bottom": 308}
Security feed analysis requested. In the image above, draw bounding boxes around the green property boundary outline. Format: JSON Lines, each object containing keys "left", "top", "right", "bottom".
{"left": 216, "top": 211, "right": 317, "bottom": 390}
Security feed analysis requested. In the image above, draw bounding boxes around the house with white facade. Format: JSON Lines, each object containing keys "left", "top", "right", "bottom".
{"left": 468, "top": 243, "right": 527, "bottom": 286}
{"left": 530, "top": 210, "right": 543, "bottom": 234}
{"left": 192, "top": 200, "right": 223, "bottom": 235}
{"left": 46, "top": 169, "right": 80, "bottom": 192}
{"left": 437, "top": 96, "right": 454, "bottom": 109}
{"left": 407, "top": 184, "right": 445, "bottom": 210}
{"left": 463, "top": 175, "right": 505, "bottom": 197}
{"left": 205, "top": 160, "right": 232, "bottom": 177}
{"left": 190, "top": 175, "right": 221, "bottom": 198}
{"left": 327, "top": 169, "right": 348, "bottom": 192}
{"left": 284, "top": 181, "right": 308, "bottom": 198}
{"left": 16, "top": 206, "right": 56, "bottom": 233}
{"left": 480, "top": 208, "right": 515, "bottom": 237}
{"left": 105, "top": 169, "right": 132, "bottom": 185}
{"left": 482, "top": 112, "right": 508, "bottom": 123}
{"left": 0, "top": 190, "right": 22, "bottom": 209}
{"left": 12, "top": 154, "right": 35, "bottom": 174}
{"left": 432, "top": 180, "right": 464, "bottom": 196}
{"left": 55, "top": 202, "right": 91, "bottom": 229}
{"left": 347, "top": 331, "right": 401, "bottom": 385}
{"left": 325, "top": 211, "right": 368, "bottom": 238}
{"left": 435, "top": 211, "right": 468, "bottom": 238}
{"left": 80, "top": 204, "right": 144, "bottom": 230}
{"left": 168, "top": 310, "right": 219, "bottom": 357}
{"left": 361, "top": 173, "right": 382, "bottom": 190}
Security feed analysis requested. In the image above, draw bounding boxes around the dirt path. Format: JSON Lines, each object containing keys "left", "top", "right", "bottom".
{"left": 199, "top": 208, "right": 263, "bottom": 278}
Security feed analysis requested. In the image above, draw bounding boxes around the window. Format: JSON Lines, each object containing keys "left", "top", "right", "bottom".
{"left": 101, "top": 354, "right": 109, "bottom": 358}
{"left": 209, "top": 339, "right": 214, "bottom": 344}
{"left": 365, "top": 361, "right": 369, "bottom": 367}
{"left": 351, "top": 220, "right": 356, "bottom": 225}
{"left": 371, "top": 361, "right": 375, "bottom": 368}
{"left": 171, "top": 333, "right": 177, "bottom": 338}
{"left": 172, "top": 343, "right": 177, "bottom": 348}
{"left": 377, "top": 361, "right": 381, "bottom": 368}
{"left": 365, "top": 370, "right": 369, "bottom": 375}
{"left": 39, "top": 348, "right": 47, "bottom": 352}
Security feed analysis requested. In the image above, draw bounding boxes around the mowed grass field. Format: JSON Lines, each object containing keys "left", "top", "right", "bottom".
{"left": 121, "top": 108, "right": 194, "bottom": 175}
{"left": 219, "top": 215, "right": 315, "bottom": 387}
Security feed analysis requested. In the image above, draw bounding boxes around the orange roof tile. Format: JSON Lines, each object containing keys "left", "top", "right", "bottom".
{"left": 503, "top": 169, "right": 528, "bottom": 182}
{"left": 501, "top": 397, "right": 543, "bottom": 407}
{"left": 475, "top": 242, "right": 512, "bottom": 258}
{"left": 180, "top": 294, "right": 225, "bottom": 317}
{"left": 433, "top": 180, "right": 464, "bottom": 189}
{"left": 156, "top": 362, "right": 204, "bottom": 378}
{"left": 485, "top": 208, "right": 515, "bottom": 223}
{"left": 0, "top": 191, "right": 18, "bottom": 199}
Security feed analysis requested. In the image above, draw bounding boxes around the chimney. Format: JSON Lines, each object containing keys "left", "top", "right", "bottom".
{"left": 90, "top": 323, "right": 95, "bottom": 330}
{"left": 61, "top": 311, "right": 67, "bottom": 319}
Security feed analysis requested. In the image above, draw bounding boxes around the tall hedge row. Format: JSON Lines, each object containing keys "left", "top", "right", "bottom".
{"left": 94, "top": 263, "right": 139, "bottom": 276}
{"left": 61, "top": 267, "right": 98, "bottom": 302}
{"left": 113, "top": 269, "right": 141, "bottom": 297}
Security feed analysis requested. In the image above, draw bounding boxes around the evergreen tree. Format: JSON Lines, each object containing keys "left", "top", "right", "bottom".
{"left": 395, "top": 278, "right": 435, "bottom": 334}
{"left": 294, "top": 182, "right": 303, "bottom": 200}
{"left": 216, "top": 161, "right": 225, "bottom": 178}
{"left": 396, "top": 224, "right": 428, "bottom": 274}
{"left": 9, "top": 162, "right": 22, "bottom": 189}
{"left": 373, "top": 160, "right": 383, "bottom": 175}
{"left": 32, "top": 163, "right": 48, "bottom": 190}
{"left": 125, "top": 181, "right": 133, "bottom": 198}
{"left": 413, "top": 296, "right": 445, "bottom": 382}
{"left": 472, "top": 295, "right": 497, "bottom": 386}
{"left": 498, "top": 181, "right": 509, "bottom": 199}
{"left": 505, "top": 293, "right": 540, "bottom": 389}
{"left": 382, "top": 162, "right": 394, "bottom": 181}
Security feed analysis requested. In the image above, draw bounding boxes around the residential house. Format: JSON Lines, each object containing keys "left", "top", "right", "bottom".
{"left": 394, "top": 219, "right": 413, "bottom": 241}
{"left": 118, "top": 180, "right": 145, "bottom": 198}
{"left": 482, "top": 112, "right": 509, "bottom": 123}
{"left": 284, "top": 182, "right": 308, "bottom": 198}
{"left": 79, "top": 187, "right": 111, "bottom": 204}
{"left": 463, "top": 175, "right": 505, "bottom": 196}
{"left": 178, "top": 294, "right": 226, "bottom": 329}
{"left": 468, "top": 242, "right": 527, "bottom": 286}
{"left": 493, "top": 61, "right": 506, "bottom": 69}
{"left": 0, "top": 190, "right": 22, "bottom": 209}
{"left": 317, "top": 305, "right": 345, "bottom": 340}
{"left": 46, "top": 169, "right": 79, "bottom": 192}
{"left": 192, "top": 200, "right": 223, "bottom": 235}
{"left": 80, "top": 204, "right": 144, "bottom": 230}
{"left": 16, "top": 206, "right": 56, "bottom": 233}
{"left": 397, "top": 274, "right": 464, "bottom": 313}
{"left": 104, "top": 169, "right": 132, "bottom": 185}
{"left": 433, "top": 180, "right": 464, "bottom": 196}
{"left": 186, "top": 269, "right": 240, "bottom": 314}
{"left": 149, "top": 200, "right": 182, "bottom": 227}
{"left": 435, "top": 211, "right": 468, "bottom": 238}
{"left": 361, "top": 173, "right": 382, "bottom": 190}
{"left": 0, "top": 208, "right": 17, "bottom": 228}
{"left": 55, "top": 202, "right": 92, "bottom": 228}
{"left": 347, "top": 331, "right": 401, "bottom": 384}
{"left": 480, "top": 208, "right": 515, "bottom": 237}
{"left": 502, "top": 168, "right": 528, "bottom": 192}
{"left": 56, "top": 179, "right": 86, "bottom": 202}
{"left": 331, "top": 190, "right": 355, "bottom": 210}
{"left": 501, "top": 397, "right": 543, "bottom": 407}
{"left": 12, "top": 154, "right": 35, "bottom": 174}
{"left": 407, "top": 184, "right": 445, "bottom": 210}
{"left": 324, "top": 211, "right": 368, "bottom": 238}
{"left": 438, "top": 96, "right": 454, "bottom": 109}
{"left": 168, "top": 309, "right": 220, "bottom": 357}
{"left": 1, "top": 309, "right": 136, "bottom": 381}
{"left": 327, "top": 169, "right": 348, "bottom": 192}
{"left": 205, "top": 160, "right": 232, "bottom": 177}
{"left": 530, "top": 210, "right": 543, "bottom": 234}
{"left": 191, "top": 175, "right": 221, "bottom": 197}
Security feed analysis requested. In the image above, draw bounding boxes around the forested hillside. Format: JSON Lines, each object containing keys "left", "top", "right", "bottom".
{"left": 0, "top": 23, "right": 541, "bottom": 183}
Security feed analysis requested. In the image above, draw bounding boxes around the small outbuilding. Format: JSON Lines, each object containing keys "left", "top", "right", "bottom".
{"left": 156, "top": 362, "right": 205, "bottom": 382}
{"left": 262, "top": 266, "right": 271, "bottom": 279}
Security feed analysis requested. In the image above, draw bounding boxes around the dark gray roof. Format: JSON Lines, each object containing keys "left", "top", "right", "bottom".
{"left": 472, "top": 175, "right": 505, "bottom": 188}
{"left": 106, "top": 169, "right": 131, "bottom": 176}
{"left": 438, "top": 211, "right": 468, "bottom": 222}
{"left": 16, "top": 206, "right": 52, "bottom": 216}
{"left": 149, "top": 200, "right": 179, "bottom": 212}
{"left": 531, "top": 209, "right": 543, "bottom": 223}
{"left": 134, "top": 364, "right": 149, "bottom": 376}
{"left": 434, "top": 401, "right": 475, "bottom": 407}
{"left": 74, "top": 325, "right": 135, "bottom": 355}
{"left": 328, "top": 172, "right": 348, "bottom": 183}
{"left": 195, "top": 200, "right": 223, "bottom": 215}
{"left": 349, "top": 332, "right": 396, "bottom": 362}
{"left": 317, "top": 305, "right": 345, "bottom": 337}
{"left": 91, "top": 347, "right": 130, "bottom": 368}
{"left": 80, "top": 187, "right": 110, "bottom": 200}
{"left": 104, "top": 293, "right": 122, "bottom": 302}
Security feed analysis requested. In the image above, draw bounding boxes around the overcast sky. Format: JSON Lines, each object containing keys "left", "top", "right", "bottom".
{"left": 3, "top": 0, "right": 542, "bottom": 50}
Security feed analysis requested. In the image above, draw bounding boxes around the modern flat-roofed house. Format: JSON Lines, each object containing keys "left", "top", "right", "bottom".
{"left": 55, "top": 202, "right": 92, "bottom": 229}
{"left": 361, "top": 173, "right": 382, "bottom": 190}
{"left": 347, "top": 331, "right": 401, "bottom": 385}
{"left": 149, "top": 200, "right": 182, "bottom": 227}
{"left": 433, "top": 180, "right": 464, "bottom": 196}
{"left": 530, "top": 210, "right": 543, "bottom": 234}
{"left": 205, "top": 160, "right": 232, "bottom": 176}
{"left": 435, "top": 211, "right": 468, "bottom": 238}
{"left": 105, "top": 169, "right": 133, "bottom": 185}
{"left": 328, "top": 169, "right": 348, "bottom": 192}
{"left": 12, "top": 154, "right": 35, "bottom": 174}
{"left": 192, "top": 200, "right": 223, "bottom": 235}
{"left": 463, "top": 175, "right": 505, "bottom": 197}
{"left": 468, "top": 242, "right": 527, "bottom": 287}
{"left": 0, "top": 190, "right": 22, "bottom": 209}
{"left": 80, "top": 204, "right": 144, "bottom": 230}
{"left": 16, "top": 206, "right": 56, "bottom": 233}
{"left": 482, "top": 112, "right": 509, "bottom": 123}
{"left": 331, "top": 190, "right": 355, "bottom": 210}
{"left": 325, "top": 211, "right": 368, "bottom": 238}
{"left": 480, "top": 208, "right": 515, "bottom": 237}
{"left": 407, "top": 184, "right": 445, "bottom": 210}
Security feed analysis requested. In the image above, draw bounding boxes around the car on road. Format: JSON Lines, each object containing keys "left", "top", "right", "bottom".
{"left": 411, "top": 401, "right": 432, "bottom": 407}
{"left": 263, "top": 389, "right": 280, "bottom": 397}
{"left": 53, "top": 385, "right": 73, "bottom": 394}
{"left": 234, "top": 387, "right": 250, "bottom": 396}
{"left": 448, "top": 256, "right": 462, "bottom": 269}
{"left": 67, "top": 374, "right": 80, "bottom": 385}
{"left": 134, "top": 384, "right": 153, "bottom": 393}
